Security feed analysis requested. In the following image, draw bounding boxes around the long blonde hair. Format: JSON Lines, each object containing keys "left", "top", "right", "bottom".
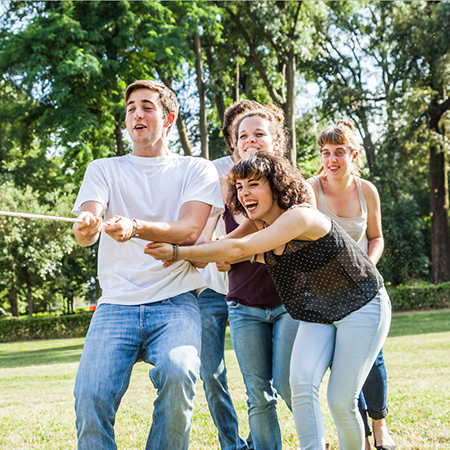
{"left": 316, "top": 120, "right": 363, "bottom": 177}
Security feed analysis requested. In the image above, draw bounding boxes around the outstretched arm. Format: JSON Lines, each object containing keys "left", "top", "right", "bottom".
{"left": 145, "top": 206, "right": 330, "bottom": 263}
{"left": 104, "top": 201, "right": 212, "bottom": 246}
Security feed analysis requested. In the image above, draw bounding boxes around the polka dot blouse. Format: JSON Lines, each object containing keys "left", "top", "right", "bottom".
{"left": 264, "top": 219, "right": 383, "bottom": 324}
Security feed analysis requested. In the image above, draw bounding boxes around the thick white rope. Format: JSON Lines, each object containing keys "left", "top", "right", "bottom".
{"left": 0, "top": 210, "right": 146, "bottom": 248}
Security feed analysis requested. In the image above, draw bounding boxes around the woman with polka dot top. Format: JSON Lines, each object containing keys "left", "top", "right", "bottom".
{"left": 146, "top": 152, "right": 392, "bottom": 450}
{"left": 308, "top": 120, "right": 395, "bottom": 450}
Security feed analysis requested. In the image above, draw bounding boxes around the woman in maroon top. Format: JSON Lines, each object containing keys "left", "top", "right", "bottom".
{"left": 214, "top": 103, "right": 303, "bottom": 450}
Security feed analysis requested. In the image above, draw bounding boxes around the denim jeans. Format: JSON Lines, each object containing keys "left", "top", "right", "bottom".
{"left": 290, "top": 288, "right": 391, "bottom": 450}
{"left": 74, "top": 292, "right": 202, "bottom": 450}
{"left": 227, "top": 302, "right": 299, "bottom": 450}
{"left": 198, "top": 289, "right": 248, "bottom": 450}
{"left": 358, "top": 347, "right": 389, "bottom": 436}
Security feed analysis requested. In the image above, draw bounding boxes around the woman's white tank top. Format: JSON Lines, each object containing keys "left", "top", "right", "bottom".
{"left": 314, "top": 175, "right": 368, "bottom": 254}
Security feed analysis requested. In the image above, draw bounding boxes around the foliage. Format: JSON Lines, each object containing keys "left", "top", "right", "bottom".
{"left": 0, "top": 312, "right": 93, "bottom": 342}
{"left": 0, "top": 179, "right": 91, "bottom": 316}
{"left": 391, "top": 281, "right": 450, "bottom": 312}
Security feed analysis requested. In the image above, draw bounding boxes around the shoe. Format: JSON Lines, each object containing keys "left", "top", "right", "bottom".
{"left": 374, "top": 441, "right": 396, "bottom": 450}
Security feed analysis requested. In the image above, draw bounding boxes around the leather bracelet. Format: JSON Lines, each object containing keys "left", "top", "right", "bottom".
{"left": 172, "top": 244, "right": 180, "bottom": 262}
{"left": 130, "top": 218, "right": 141, "bottom": 238}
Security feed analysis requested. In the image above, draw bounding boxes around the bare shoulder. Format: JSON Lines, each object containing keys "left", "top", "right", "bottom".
{"left": 360, "top": 179, "right": 380, "bottom": 201}
{"left": 306, "top": 176, "right": 319, "bottom": 206}
{"left": 282, "top": 204, "right": 330, "bottom": 239}
{"left": 360, "top": 179, "right": 381, "bottom": 215}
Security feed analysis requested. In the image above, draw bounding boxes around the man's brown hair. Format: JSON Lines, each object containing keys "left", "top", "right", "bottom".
{"left": 125, "top": 80, "right": 179, "bottom": 131}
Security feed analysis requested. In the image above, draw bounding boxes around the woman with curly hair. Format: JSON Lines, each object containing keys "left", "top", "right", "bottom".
{"left": 145, "top": 151, "right": 391, "bottom": 450}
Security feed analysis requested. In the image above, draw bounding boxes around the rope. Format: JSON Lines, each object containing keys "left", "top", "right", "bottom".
{"left": 0, "top": 210, "right": 82, "bottom": 223}
{"left": 0, "top": 210, "right": 147, "bottom": 248}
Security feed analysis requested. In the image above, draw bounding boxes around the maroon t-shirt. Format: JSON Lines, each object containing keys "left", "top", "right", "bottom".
{"left": 223, "top": 208, "right": 282, "bottom": 308}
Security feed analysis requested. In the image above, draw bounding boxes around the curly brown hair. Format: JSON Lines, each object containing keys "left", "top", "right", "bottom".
{"left": 227, "top": 152, "right": 309, "bottom": 217}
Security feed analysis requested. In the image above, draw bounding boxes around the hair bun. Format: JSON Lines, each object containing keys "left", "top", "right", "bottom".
{"left": 336, "top": 119, "right": 355, "bottom": 132}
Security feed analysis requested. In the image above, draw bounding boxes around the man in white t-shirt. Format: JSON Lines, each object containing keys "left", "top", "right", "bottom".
{"left": 72, "top": 80, "right": 223, "bottom": 450}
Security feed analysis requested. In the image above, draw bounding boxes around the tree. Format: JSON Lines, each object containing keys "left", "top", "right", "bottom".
{"left": 212, "top": 1, "right": 326, "bottom": 163}
{"left": 0, "top": 180, "right": 78, "bottom": 316}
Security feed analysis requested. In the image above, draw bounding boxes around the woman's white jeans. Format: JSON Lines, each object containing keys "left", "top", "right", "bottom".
{"left": 290, "top": 287, "right": 391, "bottom": 450}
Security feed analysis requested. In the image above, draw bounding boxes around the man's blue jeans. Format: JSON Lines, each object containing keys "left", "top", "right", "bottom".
{"left": 227, "top": 302, "right": 299, "bottom": 450}
{"left": 198, "top": 289, "right": 247, "bottom": 450}
{"left": 74, "top": 292, "right": 202, "bottom": 450}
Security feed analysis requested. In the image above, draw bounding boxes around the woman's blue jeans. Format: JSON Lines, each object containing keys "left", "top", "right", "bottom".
{"left": 290, "top": 288, "right": 391, "bottom": 450}
{"left": 74, "top": 293, "right": 202, "bottom": 450}
{"left": 227, "top": 302, "right": 299, "bottom": 450}
{"left": 198, "top": 289, "right": 248, "bottom": 450}
{"left": 358, "top": 347, "right": 389, "bottom": 436}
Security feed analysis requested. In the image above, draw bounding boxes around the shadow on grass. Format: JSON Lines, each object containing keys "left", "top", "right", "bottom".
{"left": 389, "top": 309, "right": 450, "bottom": 337}
{"left": 0, "top": 343, "right": 84, "bottom": 369}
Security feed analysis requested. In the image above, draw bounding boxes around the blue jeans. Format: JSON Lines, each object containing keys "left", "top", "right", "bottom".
{"left": 359, "top": 348, "right": 389, "bottom": 436}
{"left": 228, "top": 302, "right": 299, "bottom": 450}
{"left": 74, "top": 293, "right": 202, "bottom": 450}
{"left": 290, "top": 288, "right": 391, "bottom": 450}
{"left": 198, "top": 289, "right": 247, "bottom": 450}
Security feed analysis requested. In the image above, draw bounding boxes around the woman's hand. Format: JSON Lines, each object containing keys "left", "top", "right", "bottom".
{"left": 145, "top": 242, "right": 174, "bottom": 261}
{"left": 216, "top": 261, "right": 232, "bottom": 272}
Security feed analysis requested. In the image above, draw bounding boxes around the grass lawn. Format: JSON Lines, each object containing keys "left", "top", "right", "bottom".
{"left": 1, "top": 309, "right": 449, "bottom": 449}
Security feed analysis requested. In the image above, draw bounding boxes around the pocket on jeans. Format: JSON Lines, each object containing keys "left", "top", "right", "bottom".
{"left": 227, "top": 301, "right": 240, "bottom": 309}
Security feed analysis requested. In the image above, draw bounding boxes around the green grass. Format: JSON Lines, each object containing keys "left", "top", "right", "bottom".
{"left": 1, "top": 310, "right": 450, "bottom": 449}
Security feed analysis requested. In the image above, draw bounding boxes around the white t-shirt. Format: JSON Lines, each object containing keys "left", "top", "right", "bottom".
{"left": 72, "top": 152, "right": 224, "bottom": 306}
{"left": 199, "top": 156, "right": 235, "bottom": 295}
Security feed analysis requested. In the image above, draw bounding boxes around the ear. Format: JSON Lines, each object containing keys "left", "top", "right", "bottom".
{"left": 352, "top": 150, "right": 359, "bottom": 162}
{"left": 164, "top": 113, "right": 176, "bottom": 128}
{"left": 273, "top": 140, "right": 280, "bottom": 152}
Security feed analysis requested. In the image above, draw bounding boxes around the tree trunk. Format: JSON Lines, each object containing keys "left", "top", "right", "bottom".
{"left": 114, "top": 112, "right": 125, "bottom": 156}
{"left": 205, "top": 46, "right": 226, "bottom": 127}
{"left": 285, "top": 50, "right": 296, "bottom": 164}
{"left": 175, "top": 112, "right": 192, "bottom": 156}
{"left": 429, "top": 143, "right": 450, "bottom": 283}
{"left": 25, "top": 266, "right": 33, "bottom": 317}
{"left": 194, "top": 30, "right": 209, "bottom": 160}
{"left": 160, "top": 77, "right": 192, "bottom": 156}
{"left": 355, "top": 109, "right": 377, "bottom": 172}
{"left": 235, "top": 59, "right": 240, "bottom": 102}
{"left": 9, "top": 263, "right": 18, "bottom": 317}
{"left": 67, "top": 294, "right": 74, "bottom": 315}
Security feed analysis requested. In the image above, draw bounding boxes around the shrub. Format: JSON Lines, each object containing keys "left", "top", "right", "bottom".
{"left": 0, "top": 312, "right": 93, "bottom": 343}
{"left": 391, "top": 281, "right": 450, "bottom": 311}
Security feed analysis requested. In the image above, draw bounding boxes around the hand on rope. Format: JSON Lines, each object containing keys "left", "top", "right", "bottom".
{"left": 103, "top": 215, "right": 136, "bottom": 243}
{"left": 0, "top": 210, "right": 146, "bottom": 249}
{"left": 76, "top": 211, "right": 104, "bottom": 237}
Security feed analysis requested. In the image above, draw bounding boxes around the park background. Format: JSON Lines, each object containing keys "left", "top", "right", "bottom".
{"left": 1, "top": 0, "right": 450, "bottom": 319}
{"left": 0, "top": 1, "right": 449, "bottom": 449}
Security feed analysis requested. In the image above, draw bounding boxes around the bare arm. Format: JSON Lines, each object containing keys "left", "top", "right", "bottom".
{"left": 215, "top": 217, "right": 261, "bottom": 270}
{"left": 145, "top": 206, "right": 330, "bottom": 263}
{"left": 104, "top": 201, "right": 213, "bottom": 246}
{"left": 73, "top": 201, "right": 104, "bottom": 247}
{"left": 305, "top": 179, "right": 317, "bottom": 207}
{"left": 363, "top": 180, "right": 384, "bottom": 265}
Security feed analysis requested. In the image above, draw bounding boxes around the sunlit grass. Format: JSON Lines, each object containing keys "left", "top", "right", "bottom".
{"left": 1, "top": 310, "right": 449, "bottom": 449}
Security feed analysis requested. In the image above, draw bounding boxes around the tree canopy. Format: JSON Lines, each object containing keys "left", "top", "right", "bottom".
{"left": 1, "top": 0, "right": 449, "bottom": 316}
